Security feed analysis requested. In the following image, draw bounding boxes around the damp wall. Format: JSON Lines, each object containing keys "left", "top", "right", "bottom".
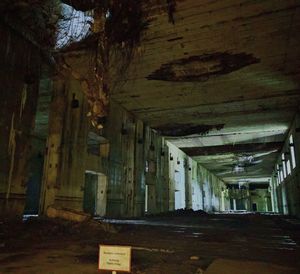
{"left": 0, "top": 21, "right": 41, "bottom": 216}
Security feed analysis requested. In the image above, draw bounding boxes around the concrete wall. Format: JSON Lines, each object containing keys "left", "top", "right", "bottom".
{"left": 34, "top": 65, "right": 166, "bottom": 217}
{"left": 105, "top": 108, "right": 168, "bottom": 217}
{"left": 39, "top": 74, "right": 108, "bottom": 213}
{"left": 0, "top": 21, "right": 41, "bottom": 217}
{"left": 167, "top": 141, "right": 228, "bottom": 212}
{"left": 39, "top": 72, "right": 167, "bottom": 218}
{"left": 250, "top": 189, "right": 272, "bottom": 212}
{"left": 271, "top": 114, "right": 300, "bottom": 217}
{"left": 54, "top": 78, "right": 91, "bottom": 210}
{"left": 104, "top": 101, "right": 139, "bottom": 217}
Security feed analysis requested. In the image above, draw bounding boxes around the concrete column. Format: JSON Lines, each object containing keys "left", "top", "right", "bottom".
{"left": 144, "top": 129, "right": 157, "bottom": 214}
{"left": 294, "top": 114, "right": 300, "bottom": 217}
{"left": 133, "top": 120, "right": 145, "bottom": 217}
{"left": 270, "top": 177, "right": 278, "bottom": 212}
{"left": 162, "top": 144, "right": 170, "bottom": 212}
{"left": 244, "top": 199, "right": 248, "bottom": 211}
{"left": 125, "top": 120, "right": 135, "bottom": 217}
{"left": 184, "top": 158, "right": 193, "bottom": 209}
{"left": 233, "top": 199, "right": 237, "bottom": 211}
{"left": 221, "top": 191, "right": 225, "bottom": 211}
{"left": 40, "top": 79, "right": 66, "bottom": 214}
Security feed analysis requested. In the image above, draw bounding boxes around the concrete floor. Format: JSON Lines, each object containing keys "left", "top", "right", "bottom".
{"left": 0, "top": 213, "right": 299, "bottom": 273}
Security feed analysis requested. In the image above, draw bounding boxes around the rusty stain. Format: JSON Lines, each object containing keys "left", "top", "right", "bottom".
{"left": 147, "top": 52, "right": 260, "bottom": 82}
{"left": 154, "top": 124, "right": 224, "bottom": 137}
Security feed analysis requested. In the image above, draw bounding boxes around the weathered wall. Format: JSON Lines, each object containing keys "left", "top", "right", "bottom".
{"left": 54, "top": 78, "right": 91, "bottom": 210}
{"left": 105, "top": 103, "right": 168, "bottom": 217}
{"left": 271, "top": 114, "right": 300, "bottom": 217}
{"left": 40, "top": 74, "right": 108, "bottom": 213}
{"left": 249, "top": 189, "right": 272, "bottom": 212}
{"left": 167, "top": 141, "right": 228, "bottom": 212}
{"left": 40, "top": 73, "right": 162, "bottom": 217}
{"left": 143, "top": 129, "right": 168, "bottom": 215}
{"left": 38, "top": 73, "right": 232, "bottom": 217}
{"left": 197, "top": 164, "right": 228, "bottom": 212}
{"left": 24, "top": 136, "right": 45, "bottom": 215}
{"left": 104, "top": 101, "right": 137, "bottom": 217}
{"left": 0, "top": 21, "right": 41, "bottom": 217}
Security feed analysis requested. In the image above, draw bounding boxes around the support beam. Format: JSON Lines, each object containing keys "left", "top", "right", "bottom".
{"left": 181, "top": 142, "right": 283, "bottom": 157}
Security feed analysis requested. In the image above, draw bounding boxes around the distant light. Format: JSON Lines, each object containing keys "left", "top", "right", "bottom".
{"left": 233, "top": 165, "right": 244, "bottom": 173}
{"left": 56, "top": 4, "right": 93, "bottom": 49}
{"left": 282, "top": 153, "right": 287, "bottom": 179}
{"left": 23, "top": 214, "right": 38, "bottom": 222}
{"left": 289, "top": 135, "right": 296, "bottom": 169}
{"left": 106, "top": 10, "right": 111, "bottom": 19}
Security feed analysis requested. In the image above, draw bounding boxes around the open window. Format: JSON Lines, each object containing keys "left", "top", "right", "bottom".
{"left": 282, "top": 153, "right": 287, "bottom": 179}
{"left": 289, "top": 135, "right": 296, "bottom": 169}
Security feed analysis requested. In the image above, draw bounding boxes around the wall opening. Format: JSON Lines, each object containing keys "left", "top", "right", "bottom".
{"left": 24, "top": 151, "right": 44, "bottom": 215}
{"left": 174, "top": 169, "right": 185, "bottom": 210}
{"left": 289, "top": 135, "right": 296, "bottom": 169}
{"left": 252, "top": 203, "right": 257, "bottom": 212}
{"left": 145, "top": 184, "right": 148, "bottom": 213}
{"left": 83, "top": 171, "right": 107, "bottom": 216}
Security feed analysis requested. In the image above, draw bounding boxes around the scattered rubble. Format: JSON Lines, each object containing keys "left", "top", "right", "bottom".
{"left": 46, "top": 206, "right": 118, "bottom": 233}
{"left": 148, "top": 209, "right": 208, "bottom": 218}
{"left": 46, "top": 206, "right": 91, "bottom": 222}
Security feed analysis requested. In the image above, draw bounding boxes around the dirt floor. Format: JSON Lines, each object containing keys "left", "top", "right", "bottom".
{"left": 0, "top": 212, "right": 300, "bottom": 274}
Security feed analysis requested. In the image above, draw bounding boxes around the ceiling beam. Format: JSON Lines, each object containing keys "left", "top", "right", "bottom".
{"left": 181, "top": 142, "right": 283, "bottom": 156}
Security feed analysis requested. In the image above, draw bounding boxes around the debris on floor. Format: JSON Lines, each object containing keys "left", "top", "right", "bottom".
{"left": 205, "top": 258, "right": 298, "bottom": 274}
{"left": 149, "top": 208, "right": 208, "bottom": 217}
{"left": 46, "top": 206, "right": 91, "bottom": 222}
{"left": 0, "top": 214, "right": 299, "bottom": 273}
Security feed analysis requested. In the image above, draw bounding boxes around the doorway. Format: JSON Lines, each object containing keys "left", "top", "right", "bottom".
{"left": 83, "top": 171, "right": 107, "bottom": 216}
{"left": 24, "top": 152, "right": 44, "bottom": 215}
{"left": 252, "top": 203, "right": 257, "bottom": 212}
{"left": 145, "top": 184, "right": 148, "bottom": 213}
{"left": 174, "top": 171, "right": 185, "bottom": 210}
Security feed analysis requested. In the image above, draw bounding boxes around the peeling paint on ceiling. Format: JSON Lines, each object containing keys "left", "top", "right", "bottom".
{"left": 147, "top": 52, "right": 260, "bottom": 82}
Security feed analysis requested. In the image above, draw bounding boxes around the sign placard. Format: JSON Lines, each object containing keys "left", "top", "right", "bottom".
{"left": 99, "top": 245, "right": 132, "bottom": 272}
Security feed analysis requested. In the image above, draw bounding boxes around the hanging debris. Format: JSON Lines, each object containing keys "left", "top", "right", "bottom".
{"left": 104, "top": 0, "right": 148, "bottom": 47}
{"left": 57, "top": 0, "right": 149, "bottom": 129}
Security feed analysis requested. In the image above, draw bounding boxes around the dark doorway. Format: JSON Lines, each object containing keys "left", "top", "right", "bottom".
{"left": 230, "top": 198, "right": 234, "bottom": 210}
{"left": 24, "top": 152, "right": 44, "bottom": 215}
{"left": 236, "top": 199, "right": 245, "bottom": 210}
{"left": 252, "top": 203, "right": 257, "bottom": 212}
{"left": 83, "top": 172, "right": 98, "bottom": 215}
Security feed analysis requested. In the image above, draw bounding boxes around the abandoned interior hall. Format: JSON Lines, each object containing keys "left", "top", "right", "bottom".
{"left": 1, "top": 0, "right": 300, "bottom": 273}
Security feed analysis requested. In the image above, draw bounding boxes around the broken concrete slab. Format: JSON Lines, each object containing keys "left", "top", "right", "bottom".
{"left": 46, "top": 206, "right": 119, "bottom": 233}
{"left": 46, "top": 206, "right": 91, "bottom": 222}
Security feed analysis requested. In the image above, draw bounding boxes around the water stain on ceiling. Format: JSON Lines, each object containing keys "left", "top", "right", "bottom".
{"left": 147, "top": 52, "right": 260, "bottom": 82}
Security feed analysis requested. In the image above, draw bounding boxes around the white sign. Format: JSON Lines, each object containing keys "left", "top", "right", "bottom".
{"left": 99, "top": 245, "right": 132, "bottom": 272}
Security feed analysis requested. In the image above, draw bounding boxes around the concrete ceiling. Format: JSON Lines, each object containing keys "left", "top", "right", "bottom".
{"left": 110, "top": 0, "right": 300, "bottom": 183}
